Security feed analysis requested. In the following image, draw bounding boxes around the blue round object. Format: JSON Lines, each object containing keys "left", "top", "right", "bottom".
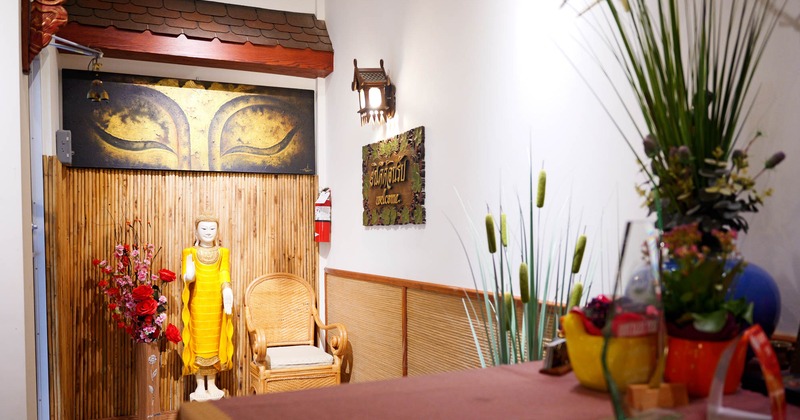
{"left": 729, "top": 262, "right": 781, "bottom": 337}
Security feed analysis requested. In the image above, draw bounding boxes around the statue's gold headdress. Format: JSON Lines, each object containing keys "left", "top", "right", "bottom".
{"left": 193, "top": 214, "right": 221, "bottom": 246}
{"left": 194, "top": 214, "right": 219, "bottom": 228}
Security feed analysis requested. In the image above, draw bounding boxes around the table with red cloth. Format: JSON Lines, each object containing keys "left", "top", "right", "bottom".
{"left": 178, "top": 361, "right": 798, "bottom": 419}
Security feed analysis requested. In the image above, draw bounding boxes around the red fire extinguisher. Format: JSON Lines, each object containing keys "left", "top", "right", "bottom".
{"left": 314, "top": 188, "right": 331, "bottom": 242}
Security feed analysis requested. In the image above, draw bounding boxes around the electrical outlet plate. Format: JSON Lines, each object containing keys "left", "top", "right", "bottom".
{"left": 56, "top": 130, "right": 72, "bottom": 165}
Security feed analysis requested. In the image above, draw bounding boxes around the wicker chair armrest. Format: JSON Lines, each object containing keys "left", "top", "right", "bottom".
{"left": 249, "top": 329, "right": 269, "bottom": 365}
{"left": 318, "top": 322, "right": 348, "bottom": 357}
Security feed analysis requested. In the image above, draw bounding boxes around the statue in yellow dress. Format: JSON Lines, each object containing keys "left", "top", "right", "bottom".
{"left": 181, "top": 215, "right": 234, "bottom": 401}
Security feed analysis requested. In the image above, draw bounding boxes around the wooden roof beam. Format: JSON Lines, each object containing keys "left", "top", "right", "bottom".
{"left": 56, "top": 22, "right": 333, "bottom": 78}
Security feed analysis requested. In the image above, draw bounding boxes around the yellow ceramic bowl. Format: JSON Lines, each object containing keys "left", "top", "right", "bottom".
{"left": 562, "top": 312, "right": 658, "bottom": 391}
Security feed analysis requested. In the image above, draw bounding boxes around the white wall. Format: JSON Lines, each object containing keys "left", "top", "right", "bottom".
{"left": 323, "top": 0, "right": 641, "bottom": 290}
{"left": 0, "top": 0, "right": 37, "bottom": 418}
{"left": 737, "top": 3, "right": 800, "bottom": 336}
{"left": 324, "top": 0, "right": 800, "bottom": 336}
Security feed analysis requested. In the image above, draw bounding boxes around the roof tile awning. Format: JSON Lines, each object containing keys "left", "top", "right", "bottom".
{"left": 58, "top": 0, "right": 333, "bottom": 78}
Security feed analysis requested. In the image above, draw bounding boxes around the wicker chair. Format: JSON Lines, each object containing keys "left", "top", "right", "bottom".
{"left": 244, "top": 273, "right": 348, "bottom": 394}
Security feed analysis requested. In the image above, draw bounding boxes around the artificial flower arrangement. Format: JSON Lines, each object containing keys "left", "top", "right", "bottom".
{"left": 659, "top": 223, "right": 752, "bottom": 340}
{"left": 92, "top": 219, "right": 182, "bottom": 344}
{"left": 569, "top": 294, "right": 659, "bottom": 338}
{"left": 568, "top": 223, "right": 753, "bottom": 341}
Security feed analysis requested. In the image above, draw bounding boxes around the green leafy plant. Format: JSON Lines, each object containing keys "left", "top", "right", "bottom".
{"left": 574, "top": 0, "right": 785, "bottom": 233}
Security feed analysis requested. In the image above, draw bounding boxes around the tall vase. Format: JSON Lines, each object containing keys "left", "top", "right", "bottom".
{"left": 135, "top": 341, "right": 161, "bottom": 420}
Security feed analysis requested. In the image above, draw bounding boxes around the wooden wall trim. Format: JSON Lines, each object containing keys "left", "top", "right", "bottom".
{"left": 21, "top": 0, "right": 29, "bottom": 73}
{"left": 56, "top": 23, "right": 334, "bottom": 78}
{"left": 324, "top": 267, "right": 563, "bottom": 309}
{"left": 401, "top": 287, "right": 407, "bottom": 377}
{"left": 325, "top": 268, "right": 483, "bottom": 300}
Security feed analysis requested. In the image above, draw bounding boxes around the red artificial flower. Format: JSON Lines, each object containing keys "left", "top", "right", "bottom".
{"left": 145, "top": 315, "right": 153, "bottom": 324}
{"left": 92, "top": 258, "right": 102, "bottom": 266}
{"left": 135, "top": 298, "right": 158, "bottom": 316}
{"left": 98, "top": 280, "right": 108, "bottom": 289}
{"left": 132, "top": 285, "right": 154, "bottom": 301}
{"left": 121, "top": 256, "right": 130, "bottom": 267}
{"left": 102, "top": 265, "right": 114, "bottom": 274}
{"left": 106, "top": 287, "right": 119, "bottom": 297}
{"left": 165, "top": 323, "right": 182, "bottom": 343}
{"left": 158, "top": 268, "right": 177, "bottom": 283}
{"left": 112, "top": 313, "right": 121, "bottom": 321}
{"left": 108, "top": 302, "right": 117, "bottom": 311}
{"left": 125, "top": 326, "right": 134, "bottom": 336}
{"left": 117, "top": 321, "right": 125, "bottom": 329}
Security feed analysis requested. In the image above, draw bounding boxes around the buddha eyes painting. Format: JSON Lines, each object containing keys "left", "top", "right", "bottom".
{"left": 61, "top": 70, "right": 316, "bottom": 174}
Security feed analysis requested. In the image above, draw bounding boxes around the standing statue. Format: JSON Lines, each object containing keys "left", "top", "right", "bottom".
{"left": 181, "top": 215, "right": 234, "bottom": 401}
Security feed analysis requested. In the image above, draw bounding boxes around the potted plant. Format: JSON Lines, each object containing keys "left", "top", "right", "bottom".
{"left": 574, "top": 0, "right": 786, "bottom": 397}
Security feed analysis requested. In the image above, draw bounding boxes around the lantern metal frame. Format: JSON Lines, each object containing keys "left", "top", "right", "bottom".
{"left": 351, "top": 59, "right": 395, "bottom": 125}
{"left": 52, "top": 35, "right": 108, "bottom": 102}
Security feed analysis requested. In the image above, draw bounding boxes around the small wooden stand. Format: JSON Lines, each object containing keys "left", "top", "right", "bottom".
{"left": 539, "top": 338, "right": 572, "bottom": 376}
{"left": 625, "top": 383, "right": 689, "bottom": 412}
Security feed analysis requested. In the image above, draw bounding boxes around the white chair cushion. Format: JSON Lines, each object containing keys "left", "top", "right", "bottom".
{"left": 267, "top": 345, "right": 334, "bottom": 369}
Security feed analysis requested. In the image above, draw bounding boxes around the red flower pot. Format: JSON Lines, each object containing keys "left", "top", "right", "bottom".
{"left": 664, "top": 335, "right": 747, "bottom": 398}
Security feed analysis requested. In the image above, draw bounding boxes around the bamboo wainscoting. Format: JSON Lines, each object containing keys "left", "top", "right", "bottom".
{"left": 43, "top": 157, "right": 318, "bottom": 419}
{"left": 325, "top": 268, "right": 559, "bottom": 383}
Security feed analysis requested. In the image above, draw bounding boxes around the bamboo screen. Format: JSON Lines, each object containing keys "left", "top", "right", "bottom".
{"left": 406, "top": 289, "right": 488, "bottom": 376}
{"left": 326, "top": 273, "right": 404, "bottom": 383}
{"left": 43, "top": 157, "right": 318, "bottom": 419}
{"left": 325, "top": 269, "right": 562, "bottom": 382}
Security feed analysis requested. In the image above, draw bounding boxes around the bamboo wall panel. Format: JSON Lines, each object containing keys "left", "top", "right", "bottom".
{"left": 324, "top": 269, "right": 562, "bottom": 385}
{"left": 406, "top": 289, "right": 487, "bottom": 376}
{"left": 43, "top": 157, "right": 318, "bottom": 419}
{"left": 326, "top": 274, "right": 404, "bottom": 383}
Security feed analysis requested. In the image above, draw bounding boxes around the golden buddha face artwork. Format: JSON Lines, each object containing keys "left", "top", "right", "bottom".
{"left": 61, "top": 70, "right": 315, "bottom": 174}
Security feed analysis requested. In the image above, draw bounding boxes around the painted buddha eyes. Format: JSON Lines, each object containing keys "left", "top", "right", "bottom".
{"left": 64, "top": 73, "right": 314, "bottom": 173}
{"left": 209, "top": 95, "right": 311, "bottom": 172}
{"left": 90, "top": 84, "right": 190, "bottom": 169}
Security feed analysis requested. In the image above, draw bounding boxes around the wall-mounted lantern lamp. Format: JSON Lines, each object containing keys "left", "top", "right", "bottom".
{"left": 352, "top": 59, "right": 395, "bottom": 125}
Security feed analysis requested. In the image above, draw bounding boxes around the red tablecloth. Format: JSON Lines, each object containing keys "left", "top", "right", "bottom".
{"left": 179, "top": 362, "right": 798, "bottom": 419}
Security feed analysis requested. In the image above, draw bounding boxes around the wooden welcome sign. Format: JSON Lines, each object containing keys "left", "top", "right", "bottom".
{"left": 362, "top": 126, "right": 425, "bottom": 226}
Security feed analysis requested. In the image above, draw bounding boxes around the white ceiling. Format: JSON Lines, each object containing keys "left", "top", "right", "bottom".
{"left": 215, "top": 0, "right": 318, "bottom": 15}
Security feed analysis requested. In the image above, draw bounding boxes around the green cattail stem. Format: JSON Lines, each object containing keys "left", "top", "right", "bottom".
{"left": 485, "top": 214, "right": 497, "bottom": 254}
{"left": 571, "top": 235, "right": 587, "bottom": 274}
{"left": 519, "top": 262, "right": 529, "bottom": 303}
{"left": 568, "top": 282, "right": 583, "bottom": 310}
{"left": 500, "top": 213, "right": 508, "bottom": 247}
{"left": 536, "top": 171, "right": 546, "bottom": 208}
{"left": 504, "top": 293, "right": 513, "bottom": 330}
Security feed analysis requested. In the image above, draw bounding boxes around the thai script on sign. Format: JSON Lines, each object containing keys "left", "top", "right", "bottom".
{"left": 369, "top": 156, "right": 407, "bottom": 205}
